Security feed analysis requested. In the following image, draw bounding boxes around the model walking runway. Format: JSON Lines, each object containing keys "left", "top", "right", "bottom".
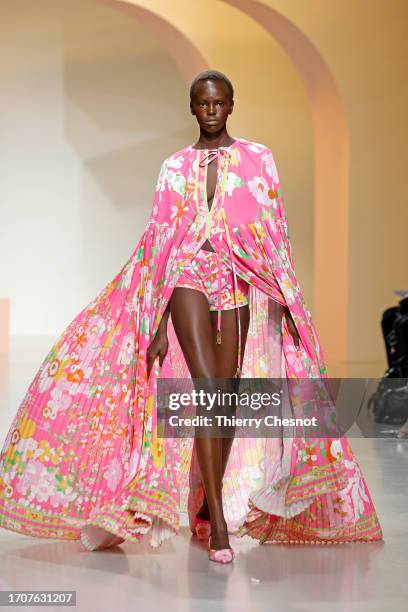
{"left": 0, "top": 71, "right": 383, "bottom": 563}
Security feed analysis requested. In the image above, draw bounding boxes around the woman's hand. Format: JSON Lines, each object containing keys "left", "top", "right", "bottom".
{"left": 284, "top": 308, "right": 300, "bottom": 347}
{"left": 146, "top": 328, "right": 169, "bottom": 379}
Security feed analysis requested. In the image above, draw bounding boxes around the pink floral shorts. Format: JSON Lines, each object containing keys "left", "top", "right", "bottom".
{"left": 175, "top": 248, "right": 249, "bottom": 311}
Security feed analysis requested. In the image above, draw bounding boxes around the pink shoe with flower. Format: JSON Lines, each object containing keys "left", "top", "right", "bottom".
{"left": 208, "top": 536, "right": 235, "bottom": 564}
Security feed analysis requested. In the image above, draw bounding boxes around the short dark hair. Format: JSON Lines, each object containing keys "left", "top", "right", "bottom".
{"left": 190, "top": 70, "right": 234, "bottom": 103}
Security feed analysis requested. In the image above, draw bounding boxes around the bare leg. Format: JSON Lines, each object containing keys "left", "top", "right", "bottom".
{"left": 196, "top": 303, "right": 249, "bottom": 522}
{"left": 170, "top": 287, "right": 250, "bottom": 550}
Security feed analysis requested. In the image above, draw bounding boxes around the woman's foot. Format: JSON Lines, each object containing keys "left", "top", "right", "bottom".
{"left": 208, "top": 521, "right": 234, "bottom": 564}
{"left": 209, "top": 546, "right": 235, "bottom": 564}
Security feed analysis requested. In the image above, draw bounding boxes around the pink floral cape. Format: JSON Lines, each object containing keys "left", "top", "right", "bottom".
{"left": 0, "top": 137, "right": 383, "bottom": 546}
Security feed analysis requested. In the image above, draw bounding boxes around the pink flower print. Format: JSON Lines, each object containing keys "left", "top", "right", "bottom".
{"left": 285, "top": 343, "right": 305, "bottom": 374}
{"left": 47, "top": 359, "right": 61, "bottom": 378}
{"left": 81, "top": 315, "right": 107, "bottom": 352}
{"left": 36, "top": 440, "right": 60, "bottom": 465}
{"left": 118, "top": 332, "right": 135, "bottom": 366}
{"left": 329, "top": 439, "right": 343, "bottom": 460}
{"left": 248, "top": 177, "right": 273, "bottom": 207}
{"left": 261, "top": 151, "right": 280, "bottom": 183}
{"left": 228, "top": 148, "right": 242, "bottom": 166}
{"left": 4, "top": 485, "right": 13, "bottom": 498}
{"left": 144, "top": 279, "right": 153, "bottom": 309}
{"left": 299, "top": 444, "right": 317, "bottom": 466}
{"left": 49, "top": 488, "right": 76, "bottom": 509}
{"left": 10, "top": 428, "right": 21, "bottom": 445}
{"left": 104, "top": 457, "right": 123, "bottom": 492}
{"left": 170, "top": 199, "right": 189, "bottom": 226}
{"left": 48, "top": 385, "right": 72, "bottom": 417}
{"left": 16, "top": 460, "right": 53, "bottom": 500}
{"left": 247, "top": 142, "right": 265, "bottom": 154}
{"left": 112, "top": 382, "right": 121, "bottom": 397}
{"left": 60, "top": 375, "right": 85, "bottom": 398}
{"left": 30, "top": 471, "right": 57, "bottom": 504}
{"left": 248, "top": 176, "right": 278, "bottom": 208}
{"left": 72, "top": 330, "right": 88, "bottom": 351}
{"left": 280, "top": 278, "right": 296, "bottom": 304}
{"left": 66, "top": 422, "right": 77, "bottom": 435}
{"left": 66, "top": 360, "right": 85, "bottom": 384}
{"left": 332, "top": 492, "right": 354, "bottom": 521}
{"left": 38, "top": 364, "right": 56, "bottom": 393}
{"left": 341, "top": 463, "right": 370, "bottom": 519}
{"left": 167, "top": 170, "right": 186, "bottom": 197}
{"left": 167, "top": 155, "right": 183, "bottom": 171}
{"left": 224, "top": 171, "right": 245, "bottom": 196}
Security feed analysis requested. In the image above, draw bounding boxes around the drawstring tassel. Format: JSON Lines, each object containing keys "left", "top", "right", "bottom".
{"left": 216, "top": 304, "right": 222, "bottom": 344}
{"left": 217, "top": 249, "right": 222, "bottom": 344}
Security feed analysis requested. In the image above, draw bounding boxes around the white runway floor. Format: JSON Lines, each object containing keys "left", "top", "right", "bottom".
{"left": 0, "top": 337, "right": 407, "bottom": 611}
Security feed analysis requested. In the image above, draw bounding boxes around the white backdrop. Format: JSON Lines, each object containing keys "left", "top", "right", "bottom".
{"left": 0, "top": 0, "right": 192, "bottom": 335}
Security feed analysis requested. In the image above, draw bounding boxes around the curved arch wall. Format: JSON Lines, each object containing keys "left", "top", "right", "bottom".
{"left": 1, "top": 0, "right": 407, "bottom": 375}
{"left": 103, "top": 0, "right": 347, "bottom": 368}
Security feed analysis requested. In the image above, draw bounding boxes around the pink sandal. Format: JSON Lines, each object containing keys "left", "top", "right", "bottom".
{"left": 208, "top": 536, "right": 235, "bottom": 564}
{"left": 191, "top": 517, "right": 211, "bottom": 540}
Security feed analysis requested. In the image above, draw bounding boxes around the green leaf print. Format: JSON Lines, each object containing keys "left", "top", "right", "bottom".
{"left": 168, "top": 172, "right": 186, "bottom": 196}
{"left": 260, "top": 207, "right": 273, "bottom": 220}
{"left": 233, "top": 246, "right": 252, "bottom": 259}
{"left": 225, "top": 172, "right": 245, "bottom": 195}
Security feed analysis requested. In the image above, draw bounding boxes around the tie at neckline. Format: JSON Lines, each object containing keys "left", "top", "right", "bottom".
{"left": 199, "top": 148, "right": 229, "bottom": 167}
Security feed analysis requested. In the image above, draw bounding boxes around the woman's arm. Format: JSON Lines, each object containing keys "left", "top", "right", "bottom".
{"left": 146, "top": 301, "right": 170, "bottom": 378}
{"left": 157, "top": 301, "right": 170, "bottom": 335}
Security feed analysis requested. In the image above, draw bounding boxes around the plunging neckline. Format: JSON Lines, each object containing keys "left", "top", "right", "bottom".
{"left": 204, "top": 158, "right": 216, "bottom": 213}
{"left": 190, "top": 140, "right": 237, "bottom": 250}
{"left": 195, "top": 142, "right": 237, "bottom": 214}
{"left": 203, "top": 152, "right": 219, "bottom": 215}
{"left": 193, "top": 144, "right": 231, "bottom": 256}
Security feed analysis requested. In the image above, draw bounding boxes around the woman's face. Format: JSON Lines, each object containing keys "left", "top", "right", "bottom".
{"left": 190, "top": 79, "right": 234, "bottom": 132}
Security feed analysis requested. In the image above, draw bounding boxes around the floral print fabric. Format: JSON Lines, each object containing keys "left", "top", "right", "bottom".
{"left": 0, "top": 137, "right": 383, "bottom": 546}
{"left": 175, "top": 247, "right": 250, "bottom": 311}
